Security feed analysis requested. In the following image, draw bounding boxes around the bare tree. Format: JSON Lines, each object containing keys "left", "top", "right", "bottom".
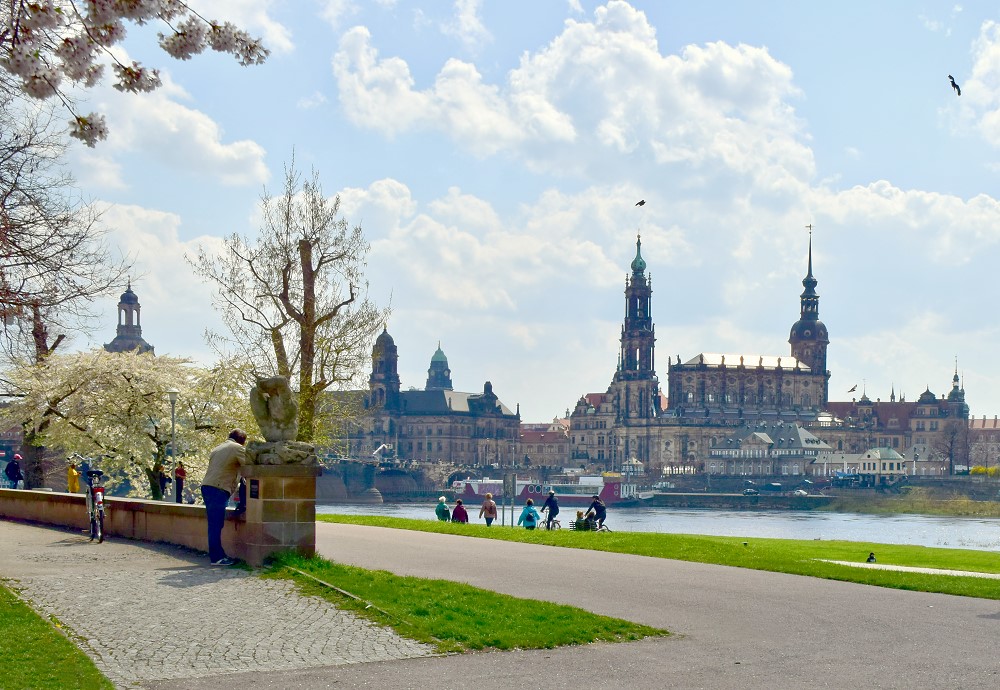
{"left": 0, "top": 96, "right": 129, "bottom": 362}
{"left": 934, "top": 419, "right": 970, "bottom": 476}
{"left": 189, "top": 160, "right": 388, "bottom": 443}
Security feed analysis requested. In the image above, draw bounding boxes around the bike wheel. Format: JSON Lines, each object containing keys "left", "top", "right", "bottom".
{"left": 97, "top": 510, "right": 104, "bottom": 543}
{"left": 89, "top": 514, "right": 97, "bottom": 541}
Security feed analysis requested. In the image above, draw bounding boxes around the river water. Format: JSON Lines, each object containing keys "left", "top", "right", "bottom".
{"left": 317, "top": 503, "right": 1000, "bottom": 552}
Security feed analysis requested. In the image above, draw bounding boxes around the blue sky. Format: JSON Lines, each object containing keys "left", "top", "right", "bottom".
{"left": 66, "top": 1, "right": 1000, "bottom": 422}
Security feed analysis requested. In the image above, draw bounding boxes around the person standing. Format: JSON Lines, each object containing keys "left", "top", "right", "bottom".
{"left": 479, "top": 492, "right": 498, "bottom": 526}
{"left": 4, "top": 454, "right": 24, "bottom": 489}
{"left": 435, "top": 496, "right": 451, "bottom": 522}
{"left": 517, "top": 498, "right": 541, "bottom": 530}
{"left": 201, "top": 429, "right": 247, "bottom": 566}
{"left": 451, "top": 498, "right": 469, "bottom": 523}
{"left": 173, "top": 461, "right": 187, "bottom": 504}
{"left": 541, "top": 489, "right": 560, "bottom": 529}
{"left": 585, "top": 494, "right": 607, "bottom": 529}
{"left": 67, "top": 461, "right": 80, "bottom": 494}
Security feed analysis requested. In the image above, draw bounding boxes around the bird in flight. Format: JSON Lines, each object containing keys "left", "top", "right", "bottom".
{"left": 847, "top": 384, "right": 858, "bottom": 393}
{"left": 635, "top": 200, "right": 645, "bottom": 206}
{"left": 949, "top": 75, "right": 961, "bottom": 96}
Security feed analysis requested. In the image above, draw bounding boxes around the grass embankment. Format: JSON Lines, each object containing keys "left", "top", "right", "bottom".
{"left": 319, "top": 514, "right": 1000, "bottom": 600}
{"left": 826, "top": 487, "right": 1000, "bottom": 517}
{"left": 266, "top": 552, "right": 666, "bottom": 653}
{"left": 0, "top": 583, "right": 113, "bottom": 690}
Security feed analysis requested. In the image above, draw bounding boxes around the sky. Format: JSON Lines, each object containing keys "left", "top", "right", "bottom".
{"left": 61, "top": 0, "right": 1000, "bottom": 423}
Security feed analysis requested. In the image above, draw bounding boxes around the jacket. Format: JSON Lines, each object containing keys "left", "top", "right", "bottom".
{"left": 517, "top": 505, "right": 541, "bottom": 528}
{"left": 202, "top": 439, "right": 246, "bottom": 494}
{"left": 452, "top": 504, "right": 469, "bottom": 523}
{"left": 435, "top": 502, "right": 451, "bottom": 521}
{"left": 479, "top": 499, "right": 497, "bottom": 519}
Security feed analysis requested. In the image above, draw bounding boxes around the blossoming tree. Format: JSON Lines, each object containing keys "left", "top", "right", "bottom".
{"left": 1, "top": 0, "right": 269, "bottom": 146}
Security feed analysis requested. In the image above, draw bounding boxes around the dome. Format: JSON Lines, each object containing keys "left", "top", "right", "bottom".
{"left": 374, "top": 327, "right": 395, "bottom": 349}
{"left": 630, "top": 236, "right": 646, "bottom": 273}
{"left": 119, "top": 286, "right": 139, "bottom": 304}
{"left": 917, "top": 387, "right": 937, "bottom": 404}
{"left": 431, "top": 342, "right": 448, "bottom": 364}
{"left": 788, "top": 319, "right": 828, "bottom": 342}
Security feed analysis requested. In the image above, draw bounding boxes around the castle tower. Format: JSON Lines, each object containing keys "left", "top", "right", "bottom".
{"left": 788, "top": 233, "right": 829, "bottom": 404}
{"left": 368, "top": 327, "right": 401, "bottom": 410}
{"left": 612, "top": 235, "right": 659, "bottom": 419}
{"left": 425, "top": 342, "right": 454, "bottom": 391}
{"left": 103, "top": 282, "right": 154, "bottom": 354}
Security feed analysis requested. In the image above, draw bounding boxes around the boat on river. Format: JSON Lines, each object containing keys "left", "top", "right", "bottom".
{"left": 452, "top": 472, "right": 640, "bottom": 507}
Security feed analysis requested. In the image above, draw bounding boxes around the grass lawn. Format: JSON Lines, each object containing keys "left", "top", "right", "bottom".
{"left": 318, "top": 514, "right": 1000, "bottom": 600}
{"left": 0, "top": 582, "right": 112, "bottom": 690}
{"left": 266, "top": 552, "right": 667, "bottom": 654}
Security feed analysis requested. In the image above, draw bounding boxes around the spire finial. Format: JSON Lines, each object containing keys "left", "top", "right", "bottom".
{"left": 805, "top": 224, "right": 814, "bottom": 278}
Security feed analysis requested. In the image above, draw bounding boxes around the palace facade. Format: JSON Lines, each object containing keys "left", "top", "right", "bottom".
{"left": 569, "top": 235, "right": 970, "bottom": 477}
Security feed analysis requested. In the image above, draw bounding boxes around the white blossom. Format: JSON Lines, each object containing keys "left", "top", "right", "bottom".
{"left": 1, "top": 0, "right": 270, "bottom": 145}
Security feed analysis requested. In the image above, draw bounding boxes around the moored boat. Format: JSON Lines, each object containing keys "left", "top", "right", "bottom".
{"left": 452, "top": 472, "right": 639, "bottom": 507}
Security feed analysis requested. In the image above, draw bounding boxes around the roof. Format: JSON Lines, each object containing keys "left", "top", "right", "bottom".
{"left": 399, "top": 390, "right": 516, "bottom": 416}
{"left": 680, "top": 353, "right": 810, "bottom": 372}
{"left": 711, "top": 422, "right": 831, "bottom": 452}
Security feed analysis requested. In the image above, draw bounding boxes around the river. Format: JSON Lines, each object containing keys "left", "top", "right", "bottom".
{"left": 317, "top": 503, "right": 1000, "bottom": 552}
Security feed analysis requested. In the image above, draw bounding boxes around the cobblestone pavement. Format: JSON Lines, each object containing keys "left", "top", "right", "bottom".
{"left": 0, "top": 521, "right": 435, "bottom": 688}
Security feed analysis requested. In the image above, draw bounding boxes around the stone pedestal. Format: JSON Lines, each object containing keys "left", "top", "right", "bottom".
{"left": 240, "top": 464, "right": 321, "bottom": 566}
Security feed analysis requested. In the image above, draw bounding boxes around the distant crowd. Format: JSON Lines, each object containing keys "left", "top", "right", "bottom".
{"left": 435, "top": 491, "right": 608, "bottom": 531}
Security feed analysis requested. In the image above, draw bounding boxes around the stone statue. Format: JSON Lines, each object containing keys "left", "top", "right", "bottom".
{"left": 245, "top": 376, "right": 317, "bottom": 466}
{"left": 250, "top": 376, "right": 298, "bottom": 442}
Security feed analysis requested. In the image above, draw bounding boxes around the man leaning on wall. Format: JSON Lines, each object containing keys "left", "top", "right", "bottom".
{"left": 201, "top": 429, "right": 247, "bottom": 566}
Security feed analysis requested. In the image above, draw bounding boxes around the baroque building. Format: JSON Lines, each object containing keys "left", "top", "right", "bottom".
{"left": 569, "top": 234, "right": 970, "bottom": 477}
{"left": 334, "top": 329, "right": 521, "bottom": 465}
{"left": 103, "top": 282, "right": 154, "bottom": 354}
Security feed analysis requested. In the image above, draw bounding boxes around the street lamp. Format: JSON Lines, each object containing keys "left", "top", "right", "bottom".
{"left": 167, "top": 388, "right": 179, "bottom": 480}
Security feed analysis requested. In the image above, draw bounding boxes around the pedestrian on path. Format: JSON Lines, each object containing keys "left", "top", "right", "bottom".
{"left": 479, "top": 492, "right": 497, "bottom": 526}
{"left": 67, "top": 461, "right": 80, "bottom": 493}
{"left": 435, "top": 496, "right": 450, "bottom": 522}
{"left": 172, "top": 461, "right": 187, "bottom": 504}
{"left": 451, "top": 499, "right": 469, "bottom": 523}
{"left": 517, "top": 498, "right": 541, "bottom": 530}
{"left": 5, "top": 453, "right": 24, "bottom": 489}
{"left": 201, "top": 429, "right": 247, "bottom": 566}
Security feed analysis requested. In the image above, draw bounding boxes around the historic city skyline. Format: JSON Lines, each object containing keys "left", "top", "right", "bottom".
{"left": 66, "top": 1, "right": 1000, "bottom": 421}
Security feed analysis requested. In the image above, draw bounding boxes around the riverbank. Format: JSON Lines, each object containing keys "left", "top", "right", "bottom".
{"left": 318, "top": 514, "right": 1000, "bottom": 600}
{"left": 823, "top": 487, "right": 1000, "bottom": 518}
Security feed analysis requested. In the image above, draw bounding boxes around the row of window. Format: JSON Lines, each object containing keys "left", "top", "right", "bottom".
{"left": 682, "top": 391, "right": 812, "bottom": 406}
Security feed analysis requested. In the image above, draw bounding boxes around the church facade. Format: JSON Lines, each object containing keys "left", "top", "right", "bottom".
{"left": 569, "top": 235, "right": 970, "bottom": 476}
{"left": 333, "top": 329, "right": 521, "bottom": 465}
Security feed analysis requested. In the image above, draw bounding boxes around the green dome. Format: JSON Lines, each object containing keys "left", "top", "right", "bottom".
{"left": 431, "top": 342, "right": 448, "bottom": 364}
{"left": 630, "top": 236, "right": 646, "bottom": 273}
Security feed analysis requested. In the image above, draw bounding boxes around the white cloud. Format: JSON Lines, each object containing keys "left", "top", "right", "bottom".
{"left": 320, "top": 0, "right": 359, "bottom": 30}
{"left": 332, "top": 1, "right": 811, "bottom": 189}
{"left": 441, "top": 0, "right": 493, "bottom": 52}
{"left": 297, "top": 91, "right": 328, "bottom": 109}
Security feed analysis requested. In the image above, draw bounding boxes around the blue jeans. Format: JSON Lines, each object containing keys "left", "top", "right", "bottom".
{"left": 201, "top": 485, "right": 231, "bottom": 562}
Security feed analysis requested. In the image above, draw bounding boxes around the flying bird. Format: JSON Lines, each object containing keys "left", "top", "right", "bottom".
{"left": 847, "top": 384, "right": 858, "bottom": 393}
{"left": 635, "top": 200, "right": 645, "bottom": 206}
{"left": 949, "top": 75, "right": 961, "bottom": 96}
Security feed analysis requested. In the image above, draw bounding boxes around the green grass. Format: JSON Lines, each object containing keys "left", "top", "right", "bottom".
{"left": 0, "top": 582, "right": 113, "bottom": 690}
{"left": 319, "top": 514, "right": 1000, "bottom": 600}
{"left": 266, "top": 552, "right": 667, "bottom": 654}
{"left": 825, "top": 488, "right": 1000, "bottom": 518}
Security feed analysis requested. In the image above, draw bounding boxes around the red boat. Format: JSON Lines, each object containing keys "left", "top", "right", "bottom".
{"left": 452, "top": 473, "right": 638, "bottom": 507}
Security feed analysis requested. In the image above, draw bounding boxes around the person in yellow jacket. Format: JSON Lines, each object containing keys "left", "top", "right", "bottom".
{"left": 67, "top": 461, "right": 80, "bottom": 493}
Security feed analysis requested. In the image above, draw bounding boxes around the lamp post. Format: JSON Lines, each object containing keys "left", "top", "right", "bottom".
{"left": 167, "top": 389, "right": 179, "bottom": 494}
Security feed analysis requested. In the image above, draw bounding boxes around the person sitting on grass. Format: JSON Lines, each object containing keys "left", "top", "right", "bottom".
{"left": 517, "top": 498, "right": 541, "bottom": 530}
{"left": 574, "top": 510, "right": 591, "bottom": 531}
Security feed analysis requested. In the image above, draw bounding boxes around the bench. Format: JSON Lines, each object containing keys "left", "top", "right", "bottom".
{"left": 569, "top": 520, "right": 599, "bottom": 531}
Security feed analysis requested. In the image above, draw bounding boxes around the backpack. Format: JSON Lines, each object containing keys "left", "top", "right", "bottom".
{"left": 524, "top": 510, "right": 536, "bottom": 526}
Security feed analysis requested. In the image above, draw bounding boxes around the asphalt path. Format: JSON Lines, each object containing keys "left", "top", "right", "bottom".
{"left": 155, "top": 523, "right": 1000, "bottom": 689}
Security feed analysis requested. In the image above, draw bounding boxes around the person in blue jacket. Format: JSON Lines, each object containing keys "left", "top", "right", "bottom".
{"left": 585, "top": 494, "right": 607, "bottom": 529}
{"left": 541, "top": 489, "right": 560, "bottom": 529}
{"left": 517, "top": 498, "right": 541, "bottom": 530}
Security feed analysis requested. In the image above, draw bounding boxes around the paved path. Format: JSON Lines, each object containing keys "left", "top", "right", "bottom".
{"left": 0, "top": 521, "right": 433, "bottom": 688}
{"left": 6, "top": 519, "right": 1000, "bottom": 689}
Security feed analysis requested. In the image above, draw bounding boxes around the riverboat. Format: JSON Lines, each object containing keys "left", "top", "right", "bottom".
{"left": 452, "top": 472, "right": 639, "bottom": 507}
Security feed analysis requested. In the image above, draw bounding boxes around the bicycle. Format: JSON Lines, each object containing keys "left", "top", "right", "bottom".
{"left": 542, "top": 515, "right": 561, "bottom": 530}
{"left": 84, "top": 469, "right": 106, "bottom": 543}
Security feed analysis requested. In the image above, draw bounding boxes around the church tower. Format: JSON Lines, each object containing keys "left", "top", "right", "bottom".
{"left": 368, "top": 327, "right": 401, "bottom": 410}
{"left": 103, "top": 282, "right": 154, "bottom": 354}
{"left": 425, "top": 342, "right": 454, "bottom": 391}
{"left": 788, "top": 233, "right": 829, "bottom": 404}
{"left": 611, "top": 235, "right": 659, "bottom": 419}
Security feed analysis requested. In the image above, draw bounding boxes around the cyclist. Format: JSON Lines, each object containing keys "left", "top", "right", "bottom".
{"left": 585, "top": 494, "right": 607, "bottom": 529}
{"left": 541, "top": 489, "right": 560, "bottom": 529}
